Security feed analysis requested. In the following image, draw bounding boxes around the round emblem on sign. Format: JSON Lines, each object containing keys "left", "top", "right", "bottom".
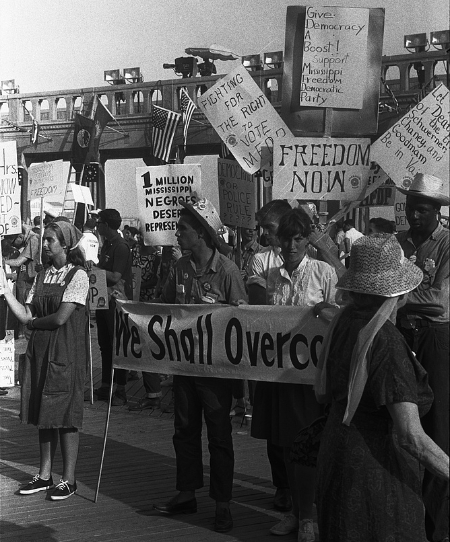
{"left": 349, "top": 175, "right": 361, "bottom": 188}
{"left": 77, "top": 129, "right": 91, "bottom": 148}
{"left": 402, "top": 177, "right": 413, "bottom": 189}
{"left": 226, "top": 134, "right": 237, "bottom": 147}
{"left": 10, "top": 216, "right": 19, "bottom": 227}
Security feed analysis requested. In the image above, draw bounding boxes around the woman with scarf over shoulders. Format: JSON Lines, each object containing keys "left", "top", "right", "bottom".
{"left": 0, "top": 221, "right": 89, "bottom": 501}
{"left": 315, "top": 234, "right": 449, "bottom": 542}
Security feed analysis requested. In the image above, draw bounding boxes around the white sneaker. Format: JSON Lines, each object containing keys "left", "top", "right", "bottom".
{"left": 298, "top": 518, "right": 315, "bottom": 542}
{"left": 270, "top": 514, "right": 299, "bottom": 535}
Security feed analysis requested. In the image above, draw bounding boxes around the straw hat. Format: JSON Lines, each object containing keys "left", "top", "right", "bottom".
{"left": 336, "top": 234, "right": 423, "bottom": 297}
{"left": 180, "top": 198, "right": 232, "bottom": 255}
{"left": 397, "top": 173, "right": 449, "bottom": 205}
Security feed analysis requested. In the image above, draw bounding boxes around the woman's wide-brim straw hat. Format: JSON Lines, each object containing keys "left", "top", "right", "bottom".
{"left": 397, "top": 173, "right": 450, "bottom": 205}
{"left": 180, "top": 198, "right": 232, "bottom": 255}
{"left": 337, "top": 234, "right": 423, "bottom": 297}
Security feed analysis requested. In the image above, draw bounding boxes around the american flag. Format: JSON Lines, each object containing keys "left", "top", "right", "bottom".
{"left": 180, "top": 88, "right": 196, "bottom": 148}
{"left": 82, "top": 163, "right": 100, "bottom": 183}
{"left": 151, "top": 105, "right": 180, "bottom": 163}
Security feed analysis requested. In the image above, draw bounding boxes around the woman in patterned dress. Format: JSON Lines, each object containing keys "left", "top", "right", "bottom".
{"left": 1, "top": 221, "right": 89, "bottom": 501}
{"left": 314, "top": 234, "right": 449, "bottom": 542}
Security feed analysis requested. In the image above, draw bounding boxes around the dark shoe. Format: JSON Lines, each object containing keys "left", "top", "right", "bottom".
{"left": 0, "top": 389, "right": 8, "bottom": 396}
{"left": 214, "top": 506, "right": 233, "bottom": 533}
{"left": 50, "top": 480, "right": 77, "bottom": 500}
{"left": 111, "top": 389, "right": 127, "bottom": 406}
{"left": 129, "top": 397, "right": 161, "bottom": 411}
{"left": 153, "top": 496, "right": 197, "bottom": 515}
{"left": 94, "top": 386, "right": 110, "bottom": 400}
{"left": 274, "top": 487, "right": 292, "bottom": 512}
{"left": 20, "top": 474, "right": 54, "bottom": 494}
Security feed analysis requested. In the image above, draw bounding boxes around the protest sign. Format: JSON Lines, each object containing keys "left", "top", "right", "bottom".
{"left": 131, "top": 266, "right": 142, "bottom": 302}
{"left": 28, "top": 160, "right": 65, "bottom": 201}
{"left": 88, "top": 269, "right": 108, "bottom": 310}
{"left": 71, "top": 183, "right": 94, "bottom": 206}
{"left": 371, "top": 84, "right": 450, "bottom": 189}
{"left": 198, "top": 65, "right": 290, "bottom": 174}
{"left": 359, "top": 166, "right": 396, "bottom": 207}
{"left": 301, "top": 6, "right": 369, "bottom": 109}
{"left": 0, "top": 141, "right": 21, "bottom": 236}
{"left": 394, "top": 190, "right": 408, "bottom": 232}
{"left": 113, "top": 301, "right": 331, "bottom": 385}
{"left": 273, "top": 136, "right": 371, "bottom": 200}
{"left": 0, "top": 331, "right": 15, "bottom": 387}
{"left": 135, "top": 164, "right": 201, "bottom": 246}
{"left": 218, "top": 159, "right": 256, "bottom": 228}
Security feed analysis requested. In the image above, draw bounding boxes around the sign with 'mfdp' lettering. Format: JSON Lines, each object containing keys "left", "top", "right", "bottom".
{"left": 113, "top": 301, "right": 331, "bottom": 384}
{"left": 0, "top": 140, "right": 21, "bottom": 236}
{"left": 301, "top": 6, "right": 369, "bottom": 109}
{"left": 273, "top": 136, "right": 371, "bottom": 200}
{"left": 135, "top": 164, "right": 202, "bottom": 246}
{"left": 88, "top": 269, "right": 109, "bottom": 310}
{"left": 218, "top": 159, "right": 256, "bottom": 228}
{"left": 371, "top": 84, "right": 450, "bottom": 189}
{"left": 198, "top": 65, "right": 291, "bottom": 174}
{"left": 28, "top": 160, "right": 65, "bottom": 201}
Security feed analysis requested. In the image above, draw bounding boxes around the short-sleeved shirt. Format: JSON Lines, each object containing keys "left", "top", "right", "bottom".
{"left": 98, "top": 232, "right": 132, "bottom": 300}
{"left": 246, "top": 246, "right": 283, "bottom": 301}
{"left": 19, "top": 233, "right": 40, "bottom": 282}
{"left": 78, "top": 232, "right": 99, "bottom": 264}
{"left": 160, "top": 249, "right": 247, "bottom": 305}
{"left": 27, "top": 264, "right": 89, "bottom": 305}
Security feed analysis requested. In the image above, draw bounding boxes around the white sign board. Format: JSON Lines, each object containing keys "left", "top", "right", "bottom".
{"left": 394, "top": 190, "right": 409, "bottom": 232}
{"left": 371, "top": 84, "right": 450, "bottom": 189}
{"left": 71, "top": 183, "right": 94, "bottom": 206}
{"left": 273, "top": 136, "right": 371, "bottom": 200}
{"left": 0, "top": 331, "right": 15, "bottom": 387}
{"left": 136, "top": 164, "right": 201, "bottom": 246}
{"left": 198, "top": 65, "right": 291, "bottom": 174}
{"left": 0, "top": 141, "right": 21, "bottom": 236}
{"left": 28, "top": 160, "right": 65, "bottom": 201}
{"left": 218, "top": 159, "right": 256, "bottom": 228}
{"left": 301, "top": 6, "right": 369, "bottom": 109}
{"left": 88, "top": 269, "right": 109, "bottom": 310}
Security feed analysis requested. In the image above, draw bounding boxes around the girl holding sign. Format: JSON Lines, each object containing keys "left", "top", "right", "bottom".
{"left": 0, "top": 221, "right": 89, "bottom": 501}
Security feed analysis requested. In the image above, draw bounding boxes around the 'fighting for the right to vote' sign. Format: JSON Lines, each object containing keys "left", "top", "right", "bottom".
{"left": 135, "top": 164, "right": 201, "bottom": 246}
{"left": 301, "top": 5, "right": 369, "bottom": 109}
{"left": 273, "top": 136, "right": 371, "bottom": 200}
{"left": 28, "top": 160, "right": 65, "bottom": 201}
{"left": 198, "top": 65, "right": 291, "bottom": 174}
{"left": 371, "top": 84, "right": 450, "bottom": 189}
{"left": 218, "top": 159, "right": 256, "bottom": 229}
{"left": 0, "top": 141, "right": 21, "bottom": 236}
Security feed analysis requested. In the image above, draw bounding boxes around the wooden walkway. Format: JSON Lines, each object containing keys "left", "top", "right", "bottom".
{"left": 0, "top": 329, "right": 320, "bottom": 542}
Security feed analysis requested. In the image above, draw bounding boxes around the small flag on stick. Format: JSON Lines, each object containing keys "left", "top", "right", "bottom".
{"left": 151, "top": 105, "right": 180, "bottom": 163}
{"left": 180, "top": 88, "right": 196, "bottom": 148}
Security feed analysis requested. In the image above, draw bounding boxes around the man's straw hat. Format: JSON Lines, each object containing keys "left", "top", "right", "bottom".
{"left": 397, "top": 173, "right": 449, "bottom": 205}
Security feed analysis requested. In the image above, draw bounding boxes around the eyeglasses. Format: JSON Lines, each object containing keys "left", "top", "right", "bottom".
{"left": 96, "top": 220, "right": 104, "bottom": 225}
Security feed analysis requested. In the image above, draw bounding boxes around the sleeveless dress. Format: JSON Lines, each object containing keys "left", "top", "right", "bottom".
{"left": 21, "top": 265, "right": 89, "bottom": 429}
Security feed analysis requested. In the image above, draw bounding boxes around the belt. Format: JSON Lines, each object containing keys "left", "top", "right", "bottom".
{"left": 398, "top": 318, "right": 447, "bottom": 329}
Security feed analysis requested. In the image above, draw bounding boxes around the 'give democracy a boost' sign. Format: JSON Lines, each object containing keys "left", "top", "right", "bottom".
{"left": 113, "top": 301, "right": 330, "bottom": 385}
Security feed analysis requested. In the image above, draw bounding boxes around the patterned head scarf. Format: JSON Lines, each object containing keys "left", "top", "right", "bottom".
{"left": 46, "top": 221, "right": 82, "bottom": 250}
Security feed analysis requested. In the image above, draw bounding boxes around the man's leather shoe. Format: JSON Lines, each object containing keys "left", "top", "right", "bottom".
{"left": 214, "top": 507, "right": 233, "bottom": 533}
{"left": 273, "top": 488, "right": 292, "bottom": 512}
{"left": 153, "top": 497, "right": 197, "bottom": 515}
{"left": 129, "top": 397, "right": 161, "bottom": 411}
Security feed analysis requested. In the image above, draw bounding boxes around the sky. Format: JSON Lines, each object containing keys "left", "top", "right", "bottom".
{"left": 1, "top": 0, "right": 448, "bottom": 94}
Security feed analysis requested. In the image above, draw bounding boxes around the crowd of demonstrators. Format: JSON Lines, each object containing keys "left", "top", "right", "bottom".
{"left": 152, "top": 199, "right": 247, "bottom": 534}
{"left": 0, "top": 221, "right": 89, "bottom": 500}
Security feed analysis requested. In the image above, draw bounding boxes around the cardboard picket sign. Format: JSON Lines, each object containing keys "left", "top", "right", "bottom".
{"left": 273, "top": 136, "right": 371, "bottom": 200}
{"left": 135, "top": 164, "right": 201, "bottom": 246}
{"left": 198, "top": 65, "right": 291, "bottom": 174}
{"left": 0, "top": 331, "right": 15, "bottom": 388}
{"left": 28, "top": 160, "right": 65, "bottom": 201}
{"left": 70, "top": 183, "right": 94, "bottom": 206}
{"left": 371, "top": 84, "right": 450, "bottom": 190}
{"left": 0, "top": 141, "right": 21, "bottom": 236}
{"left": 218, "top": 159, "right": 256, "bottom": 228}
{"left": 88, "top": 269, "right": 109, "bottom": 310}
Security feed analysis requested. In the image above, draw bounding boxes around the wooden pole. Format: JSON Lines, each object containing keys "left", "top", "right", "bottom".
{"left": 94, "top": 368, "right": 114, "bottom": 503}
{"left": 38, "top": 197, "right": 44, "bottom": 265}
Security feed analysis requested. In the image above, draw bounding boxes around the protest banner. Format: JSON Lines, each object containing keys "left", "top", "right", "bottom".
{"left": 273, "top": 136, "right": 371, "bottom": 200}
{"left": 371, "top": 84, "right": 450, "bottom": 189}
{"left": 131, "top": 266, "right": 142, "bottom": 302}
{"left": 218, "top": 159, "right": 256, "bottom": 228}
{"left": 0, "top": 331, "right": 15, "bottom": 388}
{"left": 113, "top": 301, "right": 331, "bottom": 385}
{"left": 88, "top": 269, "right": 108, "bottom": 310}
{"left": 198, "top": 65, "right": 291, "bottom": 174}
{"left": 70, "top": 183, "right": 94, "bottom": 206}
{"left": 28, "top": 160, "right": 65, "bottom": 201}
{"left": 0, "top": 141, "right": 21, "bottom": 236}
{"left": 135, "top": 164, "right": 201, "bottom": 246}
{"left": 300, "top": 6, "right": 369, "bottom": 109}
